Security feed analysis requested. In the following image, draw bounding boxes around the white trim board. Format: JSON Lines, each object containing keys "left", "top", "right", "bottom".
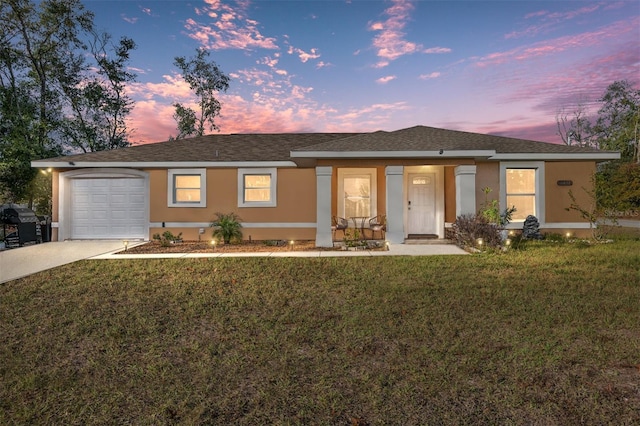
{"left": 150, "top": 222, "right": 317, "bottom": 228}
{"left": 32, "top": 161, "right": 298, "bottom": 169}
{"left": 291, "top": 150, "right": 495, "bottom": 159}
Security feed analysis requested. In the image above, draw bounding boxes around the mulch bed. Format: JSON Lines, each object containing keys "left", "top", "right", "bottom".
{"left": 118, "top": 240, "right": 341, "bottom": 254}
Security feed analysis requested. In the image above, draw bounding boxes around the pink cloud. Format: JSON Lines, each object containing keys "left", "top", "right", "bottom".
{"left": 424, "top": 47, "right": 452, "bottom": 54}
{"left": 524, "top": 10, "right": 548, "bottom": 19}
{"left": 369, "top": 0, "right": 451, "bottom": 67}
{"left": 477, "top": 17, "right": 638, "bottom": 67}
{"left": 127, "top": 85, "right": 410, "bottom": 143}
{"left": 369, "top": 0, "right": 420, "bottom": 62}
{"left": 419, "top": 72, "right": 441, "bottom": 80}
{"left": 127, "top": 74, "right": 193, "bottom": 101}
{"left": 376, "top": 75, "right": 397, "bottom": 84}
{"left": 507, "top": 3, "right": 603, "bottom": 39}
{"left": 121, "top": 14, "right": 138, "bottom": 24}
{"left": 503, "top": 42, "right": 640, "bottom": 113}
{"left": 127, "top": 101, "right": 177, "bottom": 144}
{"left": 287, "top": 46, "right": 321, "bottom": 63}
{"left": 183, "top": 1, "right": 278, "bottom": 50}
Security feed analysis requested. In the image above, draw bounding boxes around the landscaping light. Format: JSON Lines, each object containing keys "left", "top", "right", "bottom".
{"left": 505, "top": 238, "right": 512, "bottom": 246}
{"left": 385, "top": 241, "right": 390, "bottom": 251}
{"left": 210, "top": 240, "right": 216, "bottom": 250}
{"left": 123, "top": 240, "right": 129, "bottom": 251}
{"left": 566, "top": 232, "right": 572, "bottom": 238}
{"left": 289, "top": 240, "right": 295, "bottom": 251}
{"left": 476, "top": 238, "right": 484, "bottom": 246}
{"left": 508, "top": 230, "right": 515, "bottom": 236}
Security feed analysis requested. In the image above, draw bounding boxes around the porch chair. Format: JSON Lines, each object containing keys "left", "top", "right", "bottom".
{"left": 331, "top": 216, "right": 348, "bottom": 240}
{"left": 368, "top": 214, "right": 386, "bottom": 240}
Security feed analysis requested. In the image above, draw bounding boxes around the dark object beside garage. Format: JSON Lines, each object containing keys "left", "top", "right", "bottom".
{"left": 0, "top": 204, "right": 43, "bottom": 248}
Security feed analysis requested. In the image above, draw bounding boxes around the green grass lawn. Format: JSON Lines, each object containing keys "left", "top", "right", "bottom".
{"left": 1, "top": 237, "right": 639, "bottom": 425}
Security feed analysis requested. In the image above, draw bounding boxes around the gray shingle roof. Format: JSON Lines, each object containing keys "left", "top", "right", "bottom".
{"left": 291, "top": 126, "right": 607, "bottom": 154}
{"left": 34, "top": 125, "right": 616, "bottom": 165}
{"left": 41, "top": 133, "right": 360, "bottom": 163}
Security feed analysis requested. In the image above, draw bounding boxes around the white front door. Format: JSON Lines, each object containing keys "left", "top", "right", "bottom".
{"left": 407, "top": 173, "right": 437, "bottom": 235}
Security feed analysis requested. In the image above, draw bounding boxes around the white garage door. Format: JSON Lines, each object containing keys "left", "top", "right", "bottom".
{"left": 70, "top": 178, "right": 146, "bottom": 239}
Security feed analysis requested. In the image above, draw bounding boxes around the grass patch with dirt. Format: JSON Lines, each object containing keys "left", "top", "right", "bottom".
{"left": 1, "top": 236, "right": 639, "bottom": 424}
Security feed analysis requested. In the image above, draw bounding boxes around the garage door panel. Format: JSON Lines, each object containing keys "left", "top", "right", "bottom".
{"left": 92, "top": 193, "right": 108, "bottom": 204}
{"left": 71, "top": 177, "right": 146, "bottom": 239}
{"left": 129, "top": 210, "right": 146, "bottom": 220}
{"left": 110, "top": 194, "right": 127, "bottom": 203}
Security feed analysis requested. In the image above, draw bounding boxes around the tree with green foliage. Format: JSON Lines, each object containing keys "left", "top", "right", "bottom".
{"left": 62, "top": 33, "right": 137, "bottom": 153}
{"left": 173, "top": 48, "right": 230, "bottom": 139}
{"left": 592, "top": 80, "right": 639, "bottom": 164}
{"left": 558, "top": 80, "right": 639, "bottom": 163}
{"left": 557, "top": 81, "right": 640, "bottom": 219}
{"left": 0, "top": 0, "right": 137, "bottom": 206}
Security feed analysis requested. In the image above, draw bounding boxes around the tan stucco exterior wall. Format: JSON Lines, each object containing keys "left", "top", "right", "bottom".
{"left": 49, "top": 159, "right": 602, "bottom": 242}
{"left": 444, "top": 166, "right": 456, "bottom": 222}
{"left": 544, "top": 161, "right": 596, "bottom": 223}
{"left": 475, "top": 162, "right": 500, "bottom": 211}
{"left": 148, "top": 167, "right": 317, "bottom": 241}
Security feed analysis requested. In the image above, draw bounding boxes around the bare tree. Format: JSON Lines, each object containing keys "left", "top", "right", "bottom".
{"left": 556, "top": 103, "right": 595, "bottom": 148}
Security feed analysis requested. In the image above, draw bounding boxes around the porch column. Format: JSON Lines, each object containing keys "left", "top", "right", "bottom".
{"left": 315, "top": 166, "right": 333, "bottom": 247}
{"left": 385, "top": 165, "right": 405, "bottom": 244}
{"left": 455, "top": 165, "right": 477, "bottom": 216}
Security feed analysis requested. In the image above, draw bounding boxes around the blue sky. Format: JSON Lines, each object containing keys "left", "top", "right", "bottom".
{"left": 83, "top": 0, "right": 640, "bottom": 144}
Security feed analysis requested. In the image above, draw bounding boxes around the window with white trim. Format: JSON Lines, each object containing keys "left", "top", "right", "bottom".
{"left": 168, "top": 169, "right": 206, "bottom": 207}
{"left": 506, "top": 168, "right": 536, "bottom": 220}
{"left": 500, "top": 162, "right": 544, "bottom": 224}
{"left": 337, "top": 168, "right": 377, "bottom": 219}
{"left": 238, "top": 168, "right": 277, "bottom": 207}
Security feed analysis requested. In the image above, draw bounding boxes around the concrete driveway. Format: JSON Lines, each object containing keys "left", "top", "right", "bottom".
{"left": 0, "top": 240, "right": 128, "bottom": 284}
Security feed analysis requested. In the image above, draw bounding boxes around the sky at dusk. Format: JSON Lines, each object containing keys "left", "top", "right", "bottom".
{"left": 83, "top": 0, "right": 640, "bottom": 145}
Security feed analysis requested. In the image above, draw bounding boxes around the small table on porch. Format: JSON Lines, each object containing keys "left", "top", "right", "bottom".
{"left": 350, "top": 216, "right": 368, "bottom": 239}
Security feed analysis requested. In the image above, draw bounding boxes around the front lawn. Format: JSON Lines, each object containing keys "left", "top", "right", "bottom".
{"left": 1, "top": 237, "right": 639, "bottom": 424}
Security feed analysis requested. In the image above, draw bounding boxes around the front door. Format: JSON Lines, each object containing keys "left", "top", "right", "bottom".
{"left": 407, "top": 173, "right": 436, "bottom": 235}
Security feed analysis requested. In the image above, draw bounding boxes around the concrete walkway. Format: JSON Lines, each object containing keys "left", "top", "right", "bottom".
{"left": 95, "top": 243, "right": 468, "bottom": 259}
{"left": 1, "top": 240, "right": 467, "bottom": 284}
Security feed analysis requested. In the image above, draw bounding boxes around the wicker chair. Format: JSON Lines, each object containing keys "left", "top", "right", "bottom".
{"left": 331, "top": 216, "right": 348, "bottom": 240}
{"left": 368, "top": 214, "right": 386, "bottom": 240}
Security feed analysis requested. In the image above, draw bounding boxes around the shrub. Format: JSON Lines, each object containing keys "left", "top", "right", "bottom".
{"left": 210, "top": 212, "right": 243, "bottom": 244}
{"left": 343, "top": 228, "right": 366, "bottom": 248}
{"left": 152, "top": 231, "right": 183, "bottom": 247}
{"left": 480, "top": 187, "right": 517, "bottom": 227}
{"left": 453, "top": 214, "right": 502, "bottom": 250}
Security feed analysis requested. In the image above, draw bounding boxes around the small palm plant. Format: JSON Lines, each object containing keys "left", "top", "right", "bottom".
{"left": 210, "top": 212, "right": 243, "bottom": 244}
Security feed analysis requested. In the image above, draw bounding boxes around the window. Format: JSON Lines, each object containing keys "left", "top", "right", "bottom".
{"left": 238, "top": 168, "right": 277, "bottom": 207}
{"left": 506, "top": 169, "right": 535, "bottom": 220}
{"left": 168, "top": 169, "right": 206, "bottom": 207}
{"left": 338, "top": 168, "right": 377, "bottom": 219}
{"left": 500, "top": 162, "right": 544, "bottom": 223}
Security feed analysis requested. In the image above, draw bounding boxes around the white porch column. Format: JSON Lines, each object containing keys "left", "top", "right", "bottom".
{"left": 315, "top": 166, "right": 333, "bottom": 247}
{"left": 455, "top": 165, "right": 477, "bottom": 216}
{"left": 386, "top": 165, "right": 405, "bottom": 244}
